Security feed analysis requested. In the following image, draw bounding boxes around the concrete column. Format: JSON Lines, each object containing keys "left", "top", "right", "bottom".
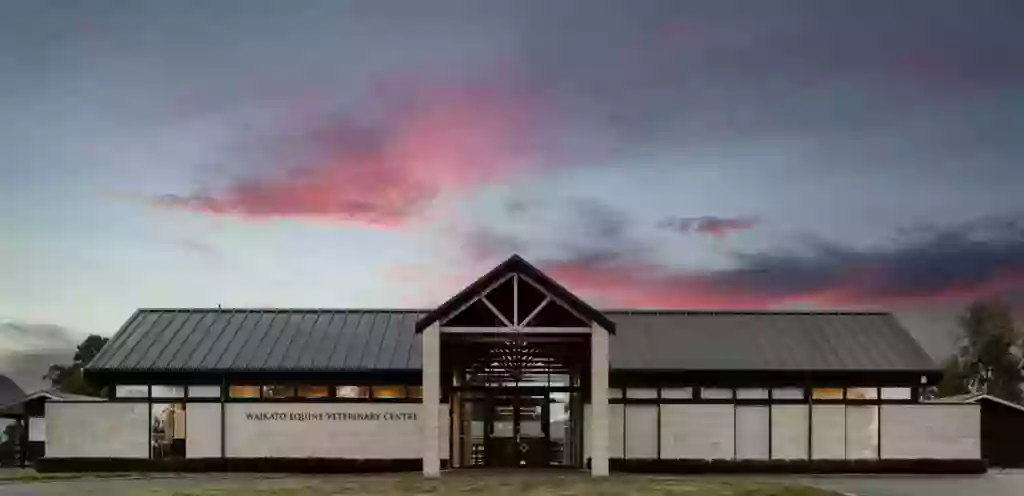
{"left": 590, "top": 323, "right": 610, "bottom": 476}
{"left": 422, "top": 322, "right": 441, "bottom": 477}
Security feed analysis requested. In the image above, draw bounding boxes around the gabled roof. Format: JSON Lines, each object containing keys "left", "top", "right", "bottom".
{"left": 0, "top": 388, "right": 103, "bottom": 417}
{"left": 414, "top": 255, "right": 616, "bottom": 333}
{"left": 931, "top": 393, "right": 1024, "bottom": 414}
{"left": 0, "top": 375, "right": 26, "bottom": 407}
{"left": 86, "top": 308, "right": 936, "bottom": 374}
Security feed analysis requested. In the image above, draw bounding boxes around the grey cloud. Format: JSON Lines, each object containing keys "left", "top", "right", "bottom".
{"left": 464, "top": 200, "right": 1024, "bottom": 307}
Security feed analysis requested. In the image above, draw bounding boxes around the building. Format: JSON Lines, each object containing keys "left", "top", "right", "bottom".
{"left": 0, "top": 375, "right": 28, "bottom": 467}
{"left": 40, "top": 255, "right": 984, "bottom": 474}
{"left": 0, "top": 375, "right": 101, "bottom": 467}
{"left": 931, "top": 394, "right": 1024, "bottom": 468}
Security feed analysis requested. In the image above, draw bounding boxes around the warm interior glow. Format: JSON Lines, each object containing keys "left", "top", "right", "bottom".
{"left": 297, "top": 385, "right": 330, "bottom": 398}
{"left": 229, "top": 385, "right": 261, "bottom": 398}
{"left": 372, "top": 385, "right": 406, "bottom": 399}
{"left": 812, "top": 388, "right": 844, "bottom": 400}
{"left": 336, "top": 385, "right": 371, "bottom": 399}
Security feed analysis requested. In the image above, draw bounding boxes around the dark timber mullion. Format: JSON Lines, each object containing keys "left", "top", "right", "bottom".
{"left": 807, "top": 385, "right": 813, "bottom": 461}
{"left": 732, "top": 388, "right": 737, "bottom": 459}
{"left": 220, "top": 377, "right": 226, "bottom": 459}
{"left": 877, "top": 402, "right": 883, "bottom": 460}
{"left": 147, "top": 385, "right": 152, "bottom": 461}
{"left": 621, "top": 388, "right": 627, "bottom": 460}
{"left": 656, "top": 387, "right": 662, "bottom": 460}
{"left": 768, "top": 389, "right": 773, "bottom": 460}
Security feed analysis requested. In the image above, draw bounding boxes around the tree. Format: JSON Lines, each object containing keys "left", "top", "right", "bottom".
{"left": 933, "top": 356, "right": 972, "bottom": 398}
{"left": 0, "top": 422, "right": 21, "bottom": 467}
{"left": 44, "top": 334, "right": 109, "bottom": 397}
{"left": 934, "top": 298, "right": 1024, "bottom": 404}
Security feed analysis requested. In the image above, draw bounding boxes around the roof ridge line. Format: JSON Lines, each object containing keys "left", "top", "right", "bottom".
{"left": 135, "top": 307, "right": 893, "bottom": 316}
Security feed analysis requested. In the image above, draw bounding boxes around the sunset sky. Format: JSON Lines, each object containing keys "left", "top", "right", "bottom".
{"left": 2, "top": 0, "right": 1023, "bottom": 348}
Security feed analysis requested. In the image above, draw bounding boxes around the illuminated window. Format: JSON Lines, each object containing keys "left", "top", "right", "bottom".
{"left": 115, "top": 385, "right": 149, "bottom": 398}
{"left": 151, "top": 403, "right": 185, "bottom": 459}
{"left": 229, "top": 385, "right": 261, "bottom": 398}
{"left": 336, "top": 386, "right": 370, "bottom": 399}
{"left": 846, "top": 387, "right": 878, "bottom": 400}
{"left": 262, "top": 385, "right": 295, "bottom": 399}
{"left": 880, "top": 387, "right": 912, "bottom": 400}
{"left": 151, "top": 385, "right": 185, "bottom": 398}
{"left": 407, "top": 386, "right": 423, "bottom": 399}
{"left": 811, "top": 388, "right": 844, "bottom": 400}
{"left": 372, "top": 385, "right": 406, "bottom": 399}
{"left": 297, "top": 385, "right": 329, "bottom": 398}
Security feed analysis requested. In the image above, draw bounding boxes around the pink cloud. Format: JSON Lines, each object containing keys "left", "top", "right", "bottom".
{"left": 153, "top": 77, "right": 551, "bottom": 228}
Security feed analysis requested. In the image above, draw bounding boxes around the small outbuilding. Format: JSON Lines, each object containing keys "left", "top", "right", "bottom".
{"left": 933, "top": 394, "right": 1024, "bottom": 468}
{"left": 0, "top": 386, "right": 102, "bottom": 466}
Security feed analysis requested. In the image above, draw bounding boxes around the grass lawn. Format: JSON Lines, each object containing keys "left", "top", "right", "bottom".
{"left": 132, "top": 473, "right": 842, "bottom": 496}
{"left": 0, "top": 469, "right": 153, "bottom": 482}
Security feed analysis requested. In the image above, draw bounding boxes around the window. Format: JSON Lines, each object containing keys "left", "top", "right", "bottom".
{"left": 880, "top": 387, "right": 912, "bottom": 400}
{"left": 811, "top": 388, "right": 844, "bottom": 400}
{"left": 151, "top": 385, "right": 185, "bottom": 398}
{"left": 608, "top": 388, "right": 623, "bottom": 399}
{"left": 626, "top": 388, "right": 657, "bottom": 399}
{"left": 229, "top": 385, "right": 261, "bottom": 398}
{"left": 151, "top": 403, "right": 185, "bottom": 459}
{"left": 661, "top": 387, "right": 693, "bottom": 399}
{"left": 701, "top": 388, "right": 733, "bottom": 400}
{"left": 188, "top": 385, "right": 221, "bottom": 398}
{"left": 297, "top": 385, "right": 329, "bottom": 398}
{"left": 846, "top": 387, "right": 878, "bottom": 400}
{"left": 115, "top": 385, "right": 149, "bottom": 398}
{"left": 336, "top": 386, "right": 370, "bottom": 399}
{"left": 371, "top": 385, "right": 406, "bottom": 399}
{"left": 407, "top": 386, "right": 423, "bottom": 399}
{"left": 736, "top": 388, "right": 769, "bottom": 400}
{"left": 262, "top": 385, "right": 295, "bottom": 399}
{"left": 771, "top": 388, "right": 805, "bottom": 400}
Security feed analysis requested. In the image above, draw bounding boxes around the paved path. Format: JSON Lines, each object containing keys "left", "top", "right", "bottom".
{"left": 0, "top": 471, "right": 1020, "bottom": 496}
{"left": 740, "top": 470, "right": 1024, "bottom": 496}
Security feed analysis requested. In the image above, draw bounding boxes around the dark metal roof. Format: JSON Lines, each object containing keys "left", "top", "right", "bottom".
{"left": 87, "top": 308, "right": 936, "bottom": 374}
{"left": 415, "top": 255, "right": 616, "bottom": 333}
{"left": 607, "top": 310, "right": 937, "bottom": 372}
{"left": 0, "top": 374, "right": 27, "bottom": 407}
{"left": 88, "top": 309, "right": 425, "bottom": 372}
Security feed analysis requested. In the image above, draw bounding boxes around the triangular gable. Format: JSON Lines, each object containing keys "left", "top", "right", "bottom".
{"left": 414, "top": 254, "right": 616, "bottom": 333}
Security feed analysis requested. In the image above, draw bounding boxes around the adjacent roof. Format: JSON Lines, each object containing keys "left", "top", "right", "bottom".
{"left": 0, "top": 389, "right": 104, "bottom": 417}
{"left": 930, "top": 393, "right": 1024, "bottom": 413}
{"left": 0, "top": 375, "right": 26, "bottom": 408}
{"left": 415, "top": 255, "right": 616, "bottom": 333}
{"left": 87, "top": 308, "right": 936, "bottom": 374}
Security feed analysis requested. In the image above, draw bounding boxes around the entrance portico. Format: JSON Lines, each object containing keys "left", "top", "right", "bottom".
{"left": 415, "top": 255, "right": 615, "bottom": 477}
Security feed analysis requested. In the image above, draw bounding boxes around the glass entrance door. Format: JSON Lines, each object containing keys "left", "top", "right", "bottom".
{"left": 484, "top": 391, "right": 550, "bottom": 467}
{"left": 516, "top": 393, "right": 547, "bottom": 467}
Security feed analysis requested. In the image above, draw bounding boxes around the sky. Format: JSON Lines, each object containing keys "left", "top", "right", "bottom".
{"left": 1, "top": 1, "right": 1023, "bottom": 357}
